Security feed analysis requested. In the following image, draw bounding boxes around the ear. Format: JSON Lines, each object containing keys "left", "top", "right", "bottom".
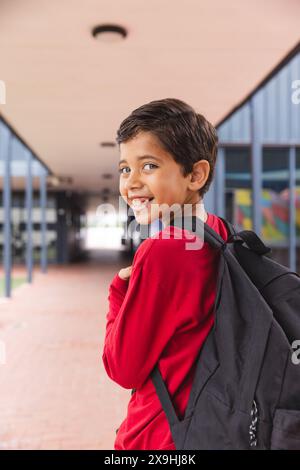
{"left": 188, "top": 160, "right": 210, "bottom": 191}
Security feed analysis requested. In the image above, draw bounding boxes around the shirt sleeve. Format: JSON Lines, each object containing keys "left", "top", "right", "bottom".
{"left": 104, "top": 273, "right": 129, "bottom": 345}
{"left": 102, "top": 238, "right": 188, "bottom": 389}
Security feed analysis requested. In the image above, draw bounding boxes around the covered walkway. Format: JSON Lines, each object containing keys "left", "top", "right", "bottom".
{"left": 0, "top": 251, "right": 131, "bottom": 450}
{"left": 1, "top": 0, "right": 300, "bottom": 452}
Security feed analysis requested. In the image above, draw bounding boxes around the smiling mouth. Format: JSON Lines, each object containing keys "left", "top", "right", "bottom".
{"left": 131, "top": 198, "right": 155, "bottom": 211}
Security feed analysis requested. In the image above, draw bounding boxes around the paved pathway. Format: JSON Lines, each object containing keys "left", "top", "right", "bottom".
{"left": 0, "top": 250, "right": 132, "bottom": 449}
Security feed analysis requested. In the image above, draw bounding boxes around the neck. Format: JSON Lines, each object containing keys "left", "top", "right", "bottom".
{"left": 187, "top": 198, "right": 207, "bottom": 222}
{"left": 161, "top": 198, "right": 207, "bottom": 228}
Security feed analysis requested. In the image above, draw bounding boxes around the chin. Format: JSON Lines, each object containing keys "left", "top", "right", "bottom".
{"left": 133, "top": 203, "right": 162, "bottom": 226}
{"left": 133, "top": 209, "right": 156, "bottom": 226}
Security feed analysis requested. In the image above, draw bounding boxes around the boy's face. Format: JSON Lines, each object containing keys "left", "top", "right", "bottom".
{"left": 119, "top": 130, "right": 208, "bottom": 226}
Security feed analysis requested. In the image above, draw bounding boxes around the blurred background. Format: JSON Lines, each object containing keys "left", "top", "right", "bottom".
{"left": 0, "top": 0, "right": 300, "bottom": 449}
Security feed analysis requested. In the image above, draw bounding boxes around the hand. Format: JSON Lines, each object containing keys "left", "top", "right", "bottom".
{"left": 118, "top": 265, "right": 132, "bottom": 280}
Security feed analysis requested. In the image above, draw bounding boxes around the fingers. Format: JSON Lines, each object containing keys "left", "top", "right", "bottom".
{"left": 118, "top": 265, "right": 133, "bottom": 280}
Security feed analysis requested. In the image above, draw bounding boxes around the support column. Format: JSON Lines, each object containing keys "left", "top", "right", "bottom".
{"left": 40, "top": 168, "right": 48, "bottom": 273}
{"left": 1, "top": 124, "right": 12, "bottom": 297}
{"left": 204, "top": 178, "right": 215, "bottom": 214}
{"left": 25, "top": 149, "right": 33, "bottom": 283}
{"left": 215, "top": 146, "right": 225, "bottom": 218}
{"left": 289, "top": 146, "right": 296, "bottom": 272}
{"left": 250, "top": 94, "right": 263, "bottom": 235}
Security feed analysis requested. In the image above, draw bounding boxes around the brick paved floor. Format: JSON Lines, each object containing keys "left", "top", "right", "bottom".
{"left": 0, "top": 249, "right": 133, "bottom": 450}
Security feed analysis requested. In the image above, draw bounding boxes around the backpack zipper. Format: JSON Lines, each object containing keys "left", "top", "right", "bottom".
{"left": 249, "top": 399, "right": 258, "bottom": 448}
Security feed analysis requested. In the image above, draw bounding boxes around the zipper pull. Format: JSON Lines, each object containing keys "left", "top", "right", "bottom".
{"left": 249, "top": 399, "right": 258, "bottom": 447}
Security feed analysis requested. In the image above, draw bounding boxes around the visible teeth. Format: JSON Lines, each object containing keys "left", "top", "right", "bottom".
{"left": 132, "top": 198, "right": 149, "bottom": 206}
{"left": 131, "top": 198, "right": 153, "bottom": 209}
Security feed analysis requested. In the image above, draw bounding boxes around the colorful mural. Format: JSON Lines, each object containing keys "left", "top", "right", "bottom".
{"left": 234, "top": 188, "right": 300, "bottom": 242}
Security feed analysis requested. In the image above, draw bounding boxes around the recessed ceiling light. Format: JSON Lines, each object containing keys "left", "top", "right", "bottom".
{"left": 59, "top": 176, "right": 73, "bottom": 185}
{"left": 48, "top": 176, "right": 60, "bottom": 187}
{"left": 100, "top": 141, "right": 116, "bottom": 147}
{"left": 92, "top": 24, "right": 127, "bottom": 43}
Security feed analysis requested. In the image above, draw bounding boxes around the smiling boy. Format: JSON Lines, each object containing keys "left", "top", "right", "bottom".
{"left": 118, "top": 129, "right": 209, "bottom": 228}
{"left": 102, "top": 98, "right": 228, "bottom": 450}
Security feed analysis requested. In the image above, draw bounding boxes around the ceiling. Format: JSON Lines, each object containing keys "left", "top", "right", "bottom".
{"left": 0, "top": 0, "right": 300, "bottom": 196}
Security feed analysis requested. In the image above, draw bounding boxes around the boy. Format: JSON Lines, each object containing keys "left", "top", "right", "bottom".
{"left": 102, "top": 98, "right": 228, "bottom": 450}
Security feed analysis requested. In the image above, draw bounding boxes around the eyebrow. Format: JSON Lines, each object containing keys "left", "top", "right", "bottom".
{"left": 118, "top": 155, "right": 162, "bottom": 166}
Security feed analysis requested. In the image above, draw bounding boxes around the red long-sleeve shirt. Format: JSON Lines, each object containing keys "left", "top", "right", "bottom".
{"left": 102, "top": 213, "right": 228, "bottom": 450}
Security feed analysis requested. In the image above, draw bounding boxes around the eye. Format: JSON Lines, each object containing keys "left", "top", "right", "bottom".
{"left": 118, "top": 163, "right": 158, "bottom": 174}
{"left": 118, "top": 167, "right": 129, "bottom": 174}
{"left": 143, "top": 163, "right": 158, "bottom": 171}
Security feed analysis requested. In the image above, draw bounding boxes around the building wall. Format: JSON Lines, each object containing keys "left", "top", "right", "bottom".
{"left": 211, "top": 50, "right": 300, "bottom": 271}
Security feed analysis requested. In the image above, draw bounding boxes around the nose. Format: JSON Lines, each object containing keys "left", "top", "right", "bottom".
{"left": 124, "top": 169, "right": 143, "bottom": 191}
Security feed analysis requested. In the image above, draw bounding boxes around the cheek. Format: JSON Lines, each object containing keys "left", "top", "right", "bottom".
{"left": 158, "top": 180, "right": 182, "bottom": 201}
{"left": 119, "top": 183, "right": 128, "bottom": 203}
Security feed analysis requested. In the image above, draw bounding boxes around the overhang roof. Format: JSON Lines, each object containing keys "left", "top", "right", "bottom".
{"left": 0, "top": 0, "right": 300, "bottom": 194}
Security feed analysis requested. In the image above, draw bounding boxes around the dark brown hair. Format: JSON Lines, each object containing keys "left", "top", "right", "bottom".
{"left": 116, "top": 98, "right": 218, "bottom": 196}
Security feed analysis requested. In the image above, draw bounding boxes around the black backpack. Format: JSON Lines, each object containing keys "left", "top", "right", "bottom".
{"left": 150, "top": 215, "right": 300, "bottom": 450}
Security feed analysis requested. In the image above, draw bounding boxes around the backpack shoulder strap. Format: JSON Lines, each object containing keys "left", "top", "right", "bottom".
{"left": 219, "top": 216, "right": 271, "bottom": 256}
{"left": 151, "top": 366, "right": 180, "bottom": 427}
{"left": 235, "top": 230, "right": 271, "bottom": 256}
{"left": 169, "top": 215, "right": 226, "bottom": 251}
{"left": 218, "top": 216, "right": 237, "bottom": 238}
{"left": 152, "top": 215, "right": 227, "bottom": 431}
